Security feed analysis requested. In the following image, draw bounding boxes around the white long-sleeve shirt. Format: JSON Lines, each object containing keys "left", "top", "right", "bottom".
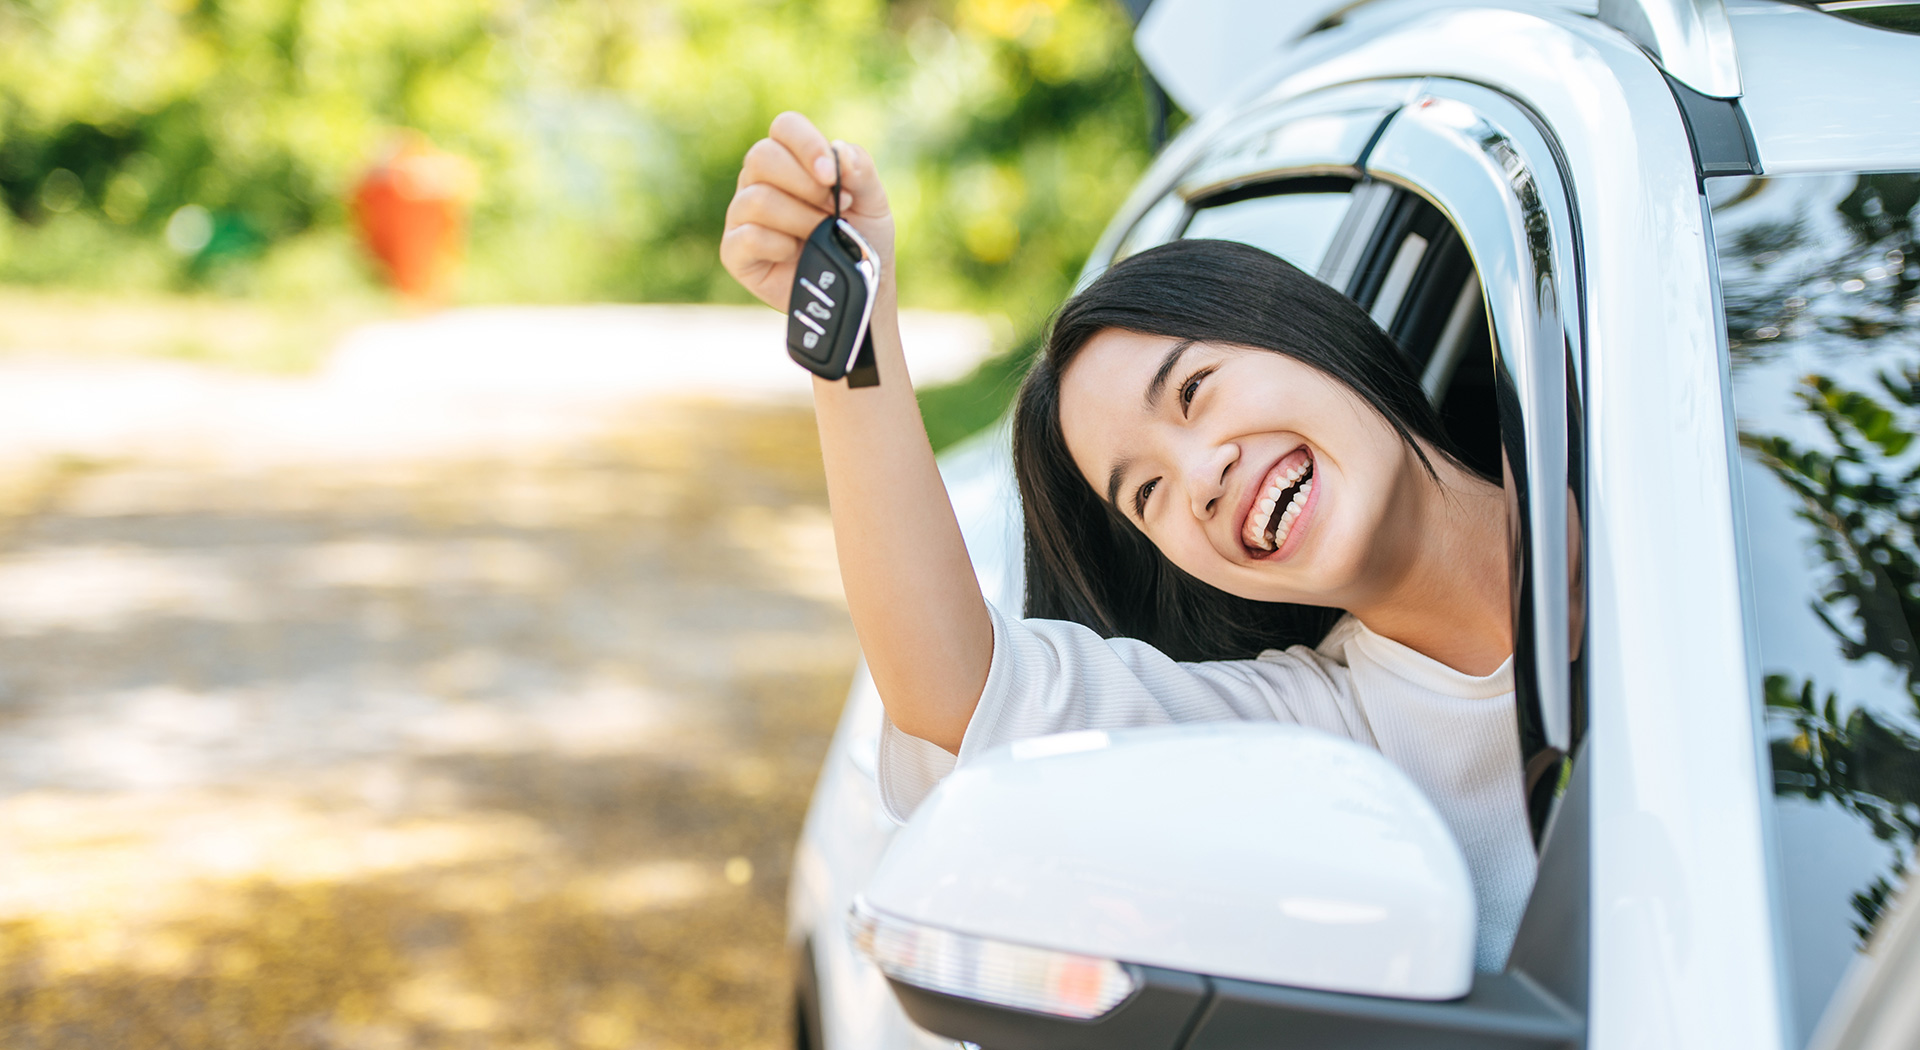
{"left": 877, "top": 602, "right": 1538, "bottom": 973}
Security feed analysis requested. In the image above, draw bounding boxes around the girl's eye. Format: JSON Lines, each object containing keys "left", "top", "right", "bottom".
{"left": 1180, "top": 369, "right": 1212, "bottom": 414}
{"left": 1134, "top": 478, "right": 1159, "bottom": 517}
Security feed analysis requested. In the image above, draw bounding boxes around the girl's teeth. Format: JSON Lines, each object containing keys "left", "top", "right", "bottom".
{"left": 1246, "top": 456, "right": 1314, "bottom": 552}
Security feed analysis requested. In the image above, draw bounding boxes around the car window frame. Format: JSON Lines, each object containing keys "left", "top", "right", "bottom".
{"left": 1364, "top": 81, "right": 1587, "bottom": 768}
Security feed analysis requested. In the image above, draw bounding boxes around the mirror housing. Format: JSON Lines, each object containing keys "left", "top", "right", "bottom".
{"left": 856, "top": 724, "right": 1476, "bottom": 1005}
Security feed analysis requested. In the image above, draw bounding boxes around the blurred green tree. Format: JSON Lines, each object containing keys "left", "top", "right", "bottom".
{"left": 0, "top": 0, "right": 1150, "bottom": 336}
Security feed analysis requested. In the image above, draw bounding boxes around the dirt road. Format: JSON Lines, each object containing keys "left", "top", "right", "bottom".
{"left": 0, "top": 306, "right": 983, "bottom": 1049}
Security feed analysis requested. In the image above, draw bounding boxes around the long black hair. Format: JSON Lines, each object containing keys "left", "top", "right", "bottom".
{"left": 1012, "top": 238, "right": 1470, "bottom": 662}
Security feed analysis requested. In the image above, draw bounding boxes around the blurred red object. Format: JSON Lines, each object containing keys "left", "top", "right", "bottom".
{"left": 352, "top": 134, "right": 478, "bottom": 302}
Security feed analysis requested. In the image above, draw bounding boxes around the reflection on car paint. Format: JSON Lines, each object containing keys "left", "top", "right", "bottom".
{"left": 1717, "top": 171, "right": 1920, "bottom": 1046}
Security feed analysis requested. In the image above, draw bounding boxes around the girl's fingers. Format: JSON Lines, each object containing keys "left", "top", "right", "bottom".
{"left": 726, "top": 181, "right": 830, "bottom": 240}
{"left": 761, "top": 113, "right": 888, "bottom": 222}
{"left": 720, "top": 222, "right": 800, "bottom": 276}
{"left": 830, "top": 139, "right": 889, "bottom": 217}
{"left": 739, "top": 136, "right": 834, "bottom": 213}
{"left": 768, "top": 112, "right": 837, "bottom": 188}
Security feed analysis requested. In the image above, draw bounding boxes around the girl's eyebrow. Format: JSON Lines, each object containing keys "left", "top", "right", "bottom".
{"left": 1143, "top": 339, "right": 1199, "bottom": 410}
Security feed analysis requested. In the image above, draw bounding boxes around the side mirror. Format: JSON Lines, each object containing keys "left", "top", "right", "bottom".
{"left": 849, "top": 725, "right": 1583, "bottom": 1050}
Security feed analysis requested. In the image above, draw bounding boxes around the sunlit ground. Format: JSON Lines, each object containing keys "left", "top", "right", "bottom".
{"left": 0, "top": 298, "right": 982, "bottom": 1049}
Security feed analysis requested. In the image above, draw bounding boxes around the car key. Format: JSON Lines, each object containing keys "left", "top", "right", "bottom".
{"left": 786, "top": 148, "right": 880, "bottom": 387}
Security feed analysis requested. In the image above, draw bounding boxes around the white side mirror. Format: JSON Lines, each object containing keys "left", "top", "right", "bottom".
{"left": 852, "top": 723, "right": 1476, "bottom": 1018}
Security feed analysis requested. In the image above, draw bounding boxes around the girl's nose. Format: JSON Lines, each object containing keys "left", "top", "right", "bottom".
{"left": 1188, "top": 442, "right": 1238, "bottom": 520}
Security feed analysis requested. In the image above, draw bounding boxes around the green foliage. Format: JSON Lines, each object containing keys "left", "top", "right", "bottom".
{"left": 0, "top": 0, "right": 1151, "bottom": 333}
{"left": 1747, "top": 366, "right": 1920, "bottom": 941}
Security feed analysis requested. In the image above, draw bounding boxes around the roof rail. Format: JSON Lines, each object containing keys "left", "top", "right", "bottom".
{"left": 1597, "top": 0, "right": 1743, "bottom": 97}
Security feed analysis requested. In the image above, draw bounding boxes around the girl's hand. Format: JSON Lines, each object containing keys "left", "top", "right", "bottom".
{"left": 721, "top": 112, "right": 895, "bottom": 312}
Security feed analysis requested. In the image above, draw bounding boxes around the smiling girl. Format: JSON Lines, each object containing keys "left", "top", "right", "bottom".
{"left": 721, "top": 114, "right": 1532, "bottom": 971}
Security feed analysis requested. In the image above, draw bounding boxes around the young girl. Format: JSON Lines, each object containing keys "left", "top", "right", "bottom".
{"left": 721, "top": 113, "right": 1531, "bottom": 972}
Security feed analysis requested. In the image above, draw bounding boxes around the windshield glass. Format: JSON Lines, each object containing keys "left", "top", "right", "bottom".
{"left": 1715, "top": 171, "right": 1920, "bottom": 1046}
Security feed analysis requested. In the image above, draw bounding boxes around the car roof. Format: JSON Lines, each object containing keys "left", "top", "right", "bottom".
{"left": 1724, "top": 0, "right": 1920, "bottom": 174}
{"left": 1136, "top": 0, "right": 1920, "bottom": 176}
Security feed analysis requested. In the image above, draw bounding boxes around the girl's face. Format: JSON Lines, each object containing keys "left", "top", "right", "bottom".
{"left": 1057, "top": 329, "right": 1430, "bottom": 608}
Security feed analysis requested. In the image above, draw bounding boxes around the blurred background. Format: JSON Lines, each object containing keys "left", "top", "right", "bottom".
{"left": 0, "top": 0, "right": 1155, "bottom": 1046}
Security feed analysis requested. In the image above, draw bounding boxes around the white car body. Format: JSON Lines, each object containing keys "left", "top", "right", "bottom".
{"left": 789, "top": 2, "right": 1920, "bottom": 1048}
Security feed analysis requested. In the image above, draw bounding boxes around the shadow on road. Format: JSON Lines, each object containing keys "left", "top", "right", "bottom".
{"left": 0, "top": 400, "right": 855, "bottom": 1050}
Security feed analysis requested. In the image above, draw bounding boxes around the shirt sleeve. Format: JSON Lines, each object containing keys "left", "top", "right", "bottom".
{"left": 876, "top": 601, "right": 1366, "bottom": 822}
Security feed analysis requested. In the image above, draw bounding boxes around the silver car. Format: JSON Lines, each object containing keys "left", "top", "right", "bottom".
{"left": 789, "top": 1, "right": 1920, "bottom": 1047}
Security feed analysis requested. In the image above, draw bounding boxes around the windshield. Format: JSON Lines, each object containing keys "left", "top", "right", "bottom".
{"left": 1714, "top": 171, "right": 1920, "bottom": 1046}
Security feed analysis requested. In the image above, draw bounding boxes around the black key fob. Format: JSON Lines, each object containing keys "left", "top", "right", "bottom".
{"left": 787, "top": 217, "right": 880, "bottom": 387}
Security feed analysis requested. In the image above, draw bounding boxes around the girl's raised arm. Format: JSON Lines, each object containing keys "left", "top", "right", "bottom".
{"left": 720, "top": 112, "right": 991, "bottom": 753}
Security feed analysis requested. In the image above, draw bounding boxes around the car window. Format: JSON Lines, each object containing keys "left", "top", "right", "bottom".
{"left": 1714, "top": 171, "right": 1920, "bottom": 1046}
{"left": 1113, "top": 194, "right": 1188, "bottom": 262}
{"left": 1181, "top": 188, "right": 1352, "bottom": 273}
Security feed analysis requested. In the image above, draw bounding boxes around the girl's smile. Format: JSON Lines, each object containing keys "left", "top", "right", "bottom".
{"left": 1239, "top": 446, "right": 1315, "bottom": 556}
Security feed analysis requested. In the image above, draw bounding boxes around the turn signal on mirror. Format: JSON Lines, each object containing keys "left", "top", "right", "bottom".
{"left": 847, "top": 896, "right": 1137, "bottom": 1020}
